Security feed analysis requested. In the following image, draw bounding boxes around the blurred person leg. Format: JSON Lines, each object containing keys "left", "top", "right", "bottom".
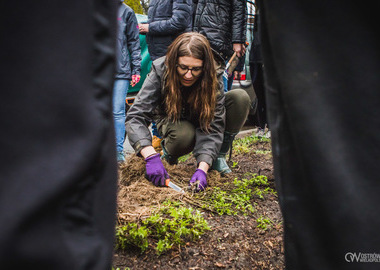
{"left": 0, "top": 1, "right": 117, "bottom": 269}
{"left": 112, "top": 79, "right": 129, "bottom": 162}
{"left": 250, "top": 63, "right": 267, "bottom": 130}
{"left": 259, "top": 1, "right": 380, "bottom": 269}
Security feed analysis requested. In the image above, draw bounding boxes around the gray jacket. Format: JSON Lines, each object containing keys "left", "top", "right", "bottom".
{"left": 115, "top": 2, "right": 141, "bottom": 79}
{"left": 146, "top": 0, "right": 193, "bottom": 60}
{"left": 126, "top": 56, "right": 226, "bottom": 166}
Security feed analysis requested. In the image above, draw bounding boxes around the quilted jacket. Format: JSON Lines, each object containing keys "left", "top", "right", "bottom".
{"left": 146, "top": 0, "right": 193, "bottom": 60}
{"left": 193, "top": 0, "right": 247, "bottom": 60}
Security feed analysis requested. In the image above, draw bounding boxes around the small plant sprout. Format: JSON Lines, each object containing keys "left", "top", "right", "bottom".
{"left": 256, "top": 216, "right": 273, "bottom": 231}
{"left": 115, "top": 200, "right": 210, "bottom": 256}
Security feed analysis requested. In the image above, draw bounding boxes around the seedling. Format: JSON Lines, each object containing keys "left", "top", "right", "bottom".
{"left": 233, "top": 133, "right": 271, "bottom": 154}
{"left": 178, "top": 152, "right": 192, "bottom": 163}
{"left": 256, "top": 216, "right": 273, "bottom": 231}
{"left": 115, "top": 200, "right": 210, "bottom": 255}
{"left": 194, "top": 174, "right": 274, "bottom": 216}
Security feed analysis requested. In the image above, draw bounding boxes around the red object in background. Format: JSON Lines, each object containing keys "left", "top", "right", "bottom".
{"left": 234, "top": 73, "right": 246, "bottom": 80}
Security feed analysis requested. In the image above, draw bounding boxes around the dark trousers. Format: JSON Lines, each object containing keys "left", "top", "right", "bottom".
{"left": 158, "top": 89, "right": 251, "bottom": 157}
{"left": 250, "top": 63, "right": 267, "bottom": 129}
{"left": 0, "top": 1, "right": 117, "bottom": 269}
{"left": 259, "top": 1, "right": 380, "bottom": 269}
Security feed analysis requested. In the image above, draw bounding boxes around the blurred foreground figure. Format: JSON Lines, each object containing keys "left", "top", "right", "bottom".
{"left": 258, "top": 1, "right": 380, "bottom": 269}
{"left": 0, "top": 1, "right": 118, "bottom": 269}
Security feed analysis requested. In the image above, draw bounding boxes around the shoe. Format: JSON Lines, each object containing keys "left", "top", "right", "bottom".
{"left": 256, "top": 127, "right": 271, "bottom": 138}
{"left": 117, "top": 151, "right": 125, "bottom": 162}
{"left": 152, "top": 135, "right": 163, "bottom": 151}
{"left": 212, "top": 155, "right": 232, "bottom": 175}
{"left": 211, "top": 131, "right": 238, "bottom": 175}
{"left": 256, "top": 127, "right": 265, "bottom": 137}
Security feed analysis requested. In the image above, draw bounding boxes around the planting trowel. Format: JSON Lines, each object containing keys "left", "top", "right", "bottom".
{"left": 165, "top": 179, "right": 185, "bottom": 194}
{"left": 145, "top": 173, "right": 185, "bottom": 193}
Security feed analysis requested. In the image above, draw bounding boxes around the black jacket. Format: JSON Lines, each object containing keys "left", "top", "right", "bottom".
{"left": 146, "top": 0, "right": 193, "bottom": 60}
{"left": 115, "top": 2, "right": 141, "bottom": 79}
{"left": 193, "top": 0, "right": 247, "bottom": 60}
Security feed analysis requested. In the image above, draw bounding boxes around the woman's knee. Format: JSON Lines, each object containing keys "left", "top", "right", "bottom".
{"left": 226, "top": 89, "right": 251, "bottom": 111}
{"left": 225, "top": 89, "right": 251, "bottom": 132}
{"left": 163, "top": 121, "right": 196, "bottom": 156}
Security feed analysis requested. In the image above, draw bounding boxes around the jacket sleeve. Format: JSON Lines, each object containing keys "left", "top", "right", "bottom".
{"left": 193, "top": 74, "right": 226, "bottom": 166}
{"left": 125, "top": 61, "right": 163, "bottom": 154}
{"left": 232, "top": 0, "right": 247, "bottom": 44}
{"left": 125, "top": 9, "right": 142, "bottom": 75}
{"left": 149, "top": 0, "right": 192, "bottom": 35}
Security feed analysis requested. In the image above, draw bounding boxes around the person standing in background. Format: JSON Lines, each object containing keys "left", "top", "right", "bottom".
{"left": 249, "top": 3, "right": 268, "bottom": 135}
{"left": 193, "top": 0, "right": 247, "bottom": 92}
{"left": 138, "top": 0, "right": 193, "bottom": 150}
{"left": 192, "top": 0, "right": 249, "bottom": 173}
{"left": 113, "top": 0, "right": 142, "bottom": 163}
{"left": 138, "top": 0, "right": 193, "bottom": 61}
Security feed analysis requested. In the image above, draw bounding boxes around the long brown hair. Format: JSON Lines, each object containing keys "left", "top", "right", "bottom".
{"left": 164, "top": 32, "right": 218, "bottom": 132}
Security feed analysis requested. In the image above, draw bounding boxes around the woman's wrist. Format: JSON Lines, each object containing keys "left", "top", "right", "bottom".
{"left": 140, "top": 146, "right": 157, "bottom": 159}
{"left": 198, "top": 161, "right": 209, "bottom": 173}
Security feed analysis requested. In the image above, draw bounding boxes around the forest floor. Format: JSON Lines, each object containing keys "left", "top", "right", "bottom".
{"left": 112, "top": 130, "right": 284, "bottom": 270}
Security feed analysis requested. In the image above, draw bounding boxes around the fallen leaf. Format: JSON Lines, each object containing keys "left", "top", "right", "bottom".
{"left": 215, "top": 262, "right": 226, "bottom": 268}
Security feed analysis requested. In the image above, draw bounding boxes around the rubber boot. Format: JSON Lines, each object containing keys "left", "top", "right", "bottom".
{"left": 212, "top": 131, "right": 238, "bottom": 175}
{"left": 160, "top": 140, "right": 178, "bottom": 165}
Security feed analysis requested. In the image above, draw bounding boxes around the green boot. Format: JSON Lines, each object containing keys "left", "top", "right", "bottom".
{"left": 212, "top": 131, "right": 238, "bottom": 175}
{"left": 160, "top": 140, "right": 178, "bottom": 165}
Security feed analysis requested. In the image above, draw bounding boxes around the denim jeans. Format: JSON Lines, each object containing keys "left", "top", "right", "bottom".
{"left": 112, "top": 79, "right": 129, "bottom": 153}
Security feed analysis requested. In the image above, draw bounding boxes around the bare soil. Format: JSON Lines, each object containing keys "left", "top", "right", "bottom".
{"left": 113, "top": 132, "right": 284, "bottom": 269}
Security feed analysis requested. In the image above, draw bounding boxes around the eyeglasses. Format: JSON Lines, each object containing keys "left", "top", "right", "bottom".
{"left": 176, "top": 64, "right": 203, "bottom": 77}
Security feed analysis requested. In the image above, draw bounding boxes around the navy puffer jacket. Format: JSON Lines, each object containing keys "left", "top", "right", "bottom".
{"left": 193, "top": 0, "right": 247, "bottom": 60}
{"left": 115, "top": 2, "right": 141, "bottom": 79}
{"left": 146, "top": 0, "right": 193, "bottom": 60}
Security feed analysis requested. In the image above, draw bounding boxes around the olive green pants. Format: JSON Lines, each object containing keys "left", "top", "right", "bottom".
{"left": 157, "top": 88, "right": 251, "bottom": 157}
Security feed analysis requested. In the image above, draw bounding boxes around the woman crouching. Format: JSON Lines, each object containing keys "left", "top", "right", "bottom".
{"left": 125, "top": 32, "right": 250, "bottom": 191}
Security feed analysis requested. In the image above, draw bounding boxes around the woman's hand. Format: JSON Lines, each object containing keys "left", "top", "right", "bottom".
{"left": 145, "top": 153, "right": 169, "bottom": 186}
{"left": 141, "top": 146, "right": 168, "bottom": 187}
{"left": 189, "top": 166, "right": 208, "bottom": 192}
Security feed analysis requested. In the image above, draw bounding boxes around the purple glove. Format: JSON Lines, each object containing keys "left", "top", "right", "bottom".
{"left": 145, "top": 153, "right": 169, "bottom": 186}
{"left": 189, "top": 169, "right": 207, "bottom": 192}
